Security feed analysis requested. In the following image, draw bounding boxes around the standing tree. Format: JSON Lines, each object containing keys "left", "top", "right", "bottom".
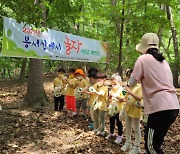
{"left": 18, "top": 58, "right": 27, "bottom": 83}
{"left": 22, "top": 1, "right": 49, "bottom": 109}
{"left": 111, "top": 0, "right": 126, "bottom": 76}
{"left": 23, "top": 59, "right": 49, "bottom": 108}
{"left": 166, "top": 5, "right": 179, "bottom": 87}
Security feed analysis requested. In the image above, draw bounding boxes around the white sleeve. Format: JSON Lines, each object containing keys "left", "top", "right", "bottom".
{"left": 128, "top": 77, "right": 137, "bottom": 87}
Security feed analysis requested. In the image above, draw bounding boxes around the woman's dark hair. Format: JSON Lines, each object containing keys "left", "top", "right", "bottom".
{"left": 96, "top": 72, "right": 107, "bottom": 79}
{"left": 126, "top": 69, "right": 133, "bottom": 78}
{"left": 58, "top": 68, "right": 65, "bottom": 73}
{"left": 69, "top": 68, "right": 76, "bottom": 73}
{"left": 146, "top": 48, "right": 165, "bottom": 62}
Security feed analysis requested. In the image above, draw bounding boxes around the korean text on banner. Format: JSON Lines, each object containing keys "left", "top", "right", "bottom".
{"left": 2, "top": 17, "right": 109, "bottom": 63}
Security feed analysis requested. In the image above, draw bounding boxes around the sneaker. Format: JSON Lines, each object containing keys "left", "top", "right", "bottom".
{"left": 114, "top": 136, "right": 123, "bottom": 144}
{"left": 96, "top": 131, "right": 100, "bottom": 135}
{"left": 82, "top": 114, "right": 87, "bottom": 119}
{"left": 121, "top": 143, "right": 132, "bottom": 152}
{"left": 105, "top": 133, "right": 113, "bottom": 140}
{"left": 67, "top": 111, "right": 72, "bottom": 117}
{"left": 129, "top": 146, "right": 141, "bottom": 154}
{"left": 88, "top": 123, "right": 94, "bottom": 129}
{"left": 72, "top": 112, "right": 76, "bottom": 116}
{"left": 93, "top": 129, "right": 98, "bottom": 134}
{"left": 99, "top": 131, "right": 106, "bottom": 137}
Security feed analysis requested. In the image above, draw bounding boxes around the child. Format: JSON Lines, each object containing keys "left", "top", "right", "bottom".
{"left": 74, "top": 69, "right": 89, "bottom": 116}
{"left": 53, "top": 68, "right": 66, "bottom": 111}
{"left": 92, "top": 73, "right": 108, "bottom": 136}
{"left": 121, "top": 69, "right": 143, "bottom": 154}
{"left": 65, "top": 68, "right": 77, "bottom": 117}
{"left": 106, "top": 74, "right": 125, "bottom": 144}
{"left": 87, "top": 67, "right": 98, "bottom": 129}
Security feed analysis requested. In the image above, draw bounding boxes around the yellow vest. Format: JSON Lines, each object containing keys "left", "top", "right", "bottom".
{"left": 75, "top": 79, "right": 89, "bottom": 99}
{"left": 53, "top": 77, "right": 66, "bottom": 96}
{"left": 65, "top": 78, "right": 76, "bottom": 96}
{"left": 125, "top": 83, "right": 143, "bottom": 118}
{"left": 109, "top": 86, "right": 125, "bottom": 114}
{"left": 93, "top": 83, "right": 108, "bottom": 111}
{"left": 88, "top": 82, "right": 97, "bottom": 106}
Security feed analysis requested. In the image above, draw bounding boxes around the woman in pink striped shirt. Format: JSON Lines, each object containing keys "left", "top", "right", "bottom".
{"left": 128, "top": 33, "right": 179, "bottom": 154}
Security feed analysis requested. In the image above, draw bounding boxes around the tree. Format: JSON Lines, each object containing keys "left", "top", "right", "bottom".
{"left": 23, "top": 59, "right": 49, "bottom": 108}
{"left": 18, "top": 58, "right": 27, "bottom": 83}
{"left": 0, "top": 0, "right": 81, "bottom": 108}
{"left": 166, "top": 5, "right": 179, "bottom": 87}
{"left": 117, "top": 0, "right": 125, "bottom": 76}
{"left": 23, "top": 1, "right": 50, "bottom": 108}
{"left": 0, "top": 0, "right": 179, "bottom": 90}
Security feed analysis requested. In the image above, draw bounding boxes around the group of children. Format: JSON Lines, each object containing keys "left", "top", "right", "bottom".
{"left": 53, "top": 67, "right": 144, "bottom": 154}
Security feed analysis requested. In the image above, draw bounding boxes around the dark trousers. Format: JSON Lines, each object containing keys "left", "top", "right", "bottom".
{"left": 110, "top": 113, "right": 123, "bottom": 136}
{"left": 54, "top": 95, "right": 65, "bottom": 111}
{"left": 145, "top": 109, "right": 179, "bottom": 154}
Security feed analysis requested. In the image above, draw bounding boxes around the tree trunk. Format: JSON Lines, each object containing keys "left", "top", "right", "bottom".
{"left": 157, "top": 27, "right": 163, "bottom": 48}
{"left": 18, "top": 58, "right": 27, "bottom": 83}
{"left": 22, "top": 3, "right": 49, "bottom": 109}
{"left": 166, "top": 6, "right": 179, "bottom": 87}
{"left": 2, "top": 68, "right": 6, "bottom": 79}
{"left": 117, "top": 0, "right": 125, "bottom": 76}
{"left": 23, "top": 59, "right": 49, "bottom": 108}
{"left": 111, "top": 0, "right": 126, "bottom": 76}
{"left": 161, "top": 36, "right": 172, "bottom": 62}
{"left": 144, "top": 1, "right": 147, "bottom": 13}
{"left": 47, "top": 60, "right": 52, "bottom": 72}
{"left": 7, "top": 68, "right": 11, "bottom": 78}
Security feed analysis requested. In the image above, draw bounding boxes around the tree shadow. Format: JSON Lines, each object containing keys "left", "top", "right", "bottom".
{"left": 0, "top": 110, "right": 54, "bottom": 154}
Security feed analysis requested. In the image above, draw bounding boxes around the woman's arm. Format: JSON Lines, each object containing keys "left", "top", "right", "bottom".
{"left": 125, "top": 87, "right": 142, "bottom": 101}
{"left": 128, "top": 77, "right": 137, "bottom": 87}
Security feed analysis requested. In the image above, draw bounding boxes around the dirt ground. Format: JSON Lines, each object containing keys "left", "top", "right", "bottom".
{"left": 0, "top": 76, "right": 180, "bottom": 154}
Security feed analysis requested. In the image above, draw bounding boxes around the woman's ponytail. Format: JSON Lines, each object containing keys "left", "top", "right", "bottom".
{"left": 146, "top": 48, "right": 165, "bottom": 62}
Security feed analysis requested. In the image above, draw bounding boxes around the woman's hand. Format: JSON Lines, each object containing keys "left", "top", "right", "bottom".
{"left": 125, "top": 86, "right": 131, "bottom": 94}
{"left": 125, "top": 86, "right": 142, "bottom": 101}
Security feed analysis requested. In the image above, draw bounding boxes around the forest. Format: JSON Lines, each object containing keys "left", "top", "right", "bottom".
{"left": 0, "top": 0, "right": 180, "bottom": 154}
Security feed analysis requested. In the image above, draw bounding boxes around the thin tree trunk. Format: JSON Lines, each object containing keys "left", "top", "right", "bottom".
{"left": 47, "top": 60, "right": 52, "bottom": 73}
{"left": 166, "top": 6, "right": 179, "bottom": 86}
{"left": 125, "top": 0, "right": 131, "bottom": 47}
{"left": 161, "top": 36, "right": 172, "bottom": 61}
{"left": 7, "top": 68, "right": 11, "bottom": 78}
{"left": 111, "top": 0, "right": 125, "bottom": 76}
{"left": 117, "top": 0, "right": 125, "bottom": 76}
{"left": 157, "top": 27, "right": 163, "bottom": 48}
{"left": 74, "top": 5, "right": 82, "bottom": 34}
{"left": 2, "top": 69, "right": 6, "bottom": 79}
{"left": 144, "top": 1, "right": 147, "bottom": 13}
{"left": 18, "top": 58, "right": 27, "bottom": 83}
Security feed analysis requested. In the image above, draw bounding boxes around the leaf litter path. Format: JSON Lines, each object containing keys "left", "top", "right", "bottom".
{"left": 0, "top": 110, "right": 125, "bottom": 154}
{"left": 0, "top": 77, "right": 180, "bottom": 154}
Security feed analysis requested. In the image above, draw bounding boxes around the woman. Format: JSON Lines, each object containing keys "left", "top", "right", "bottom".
{"left": 128, "top": 33, "right": 179, "bottom": 154}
